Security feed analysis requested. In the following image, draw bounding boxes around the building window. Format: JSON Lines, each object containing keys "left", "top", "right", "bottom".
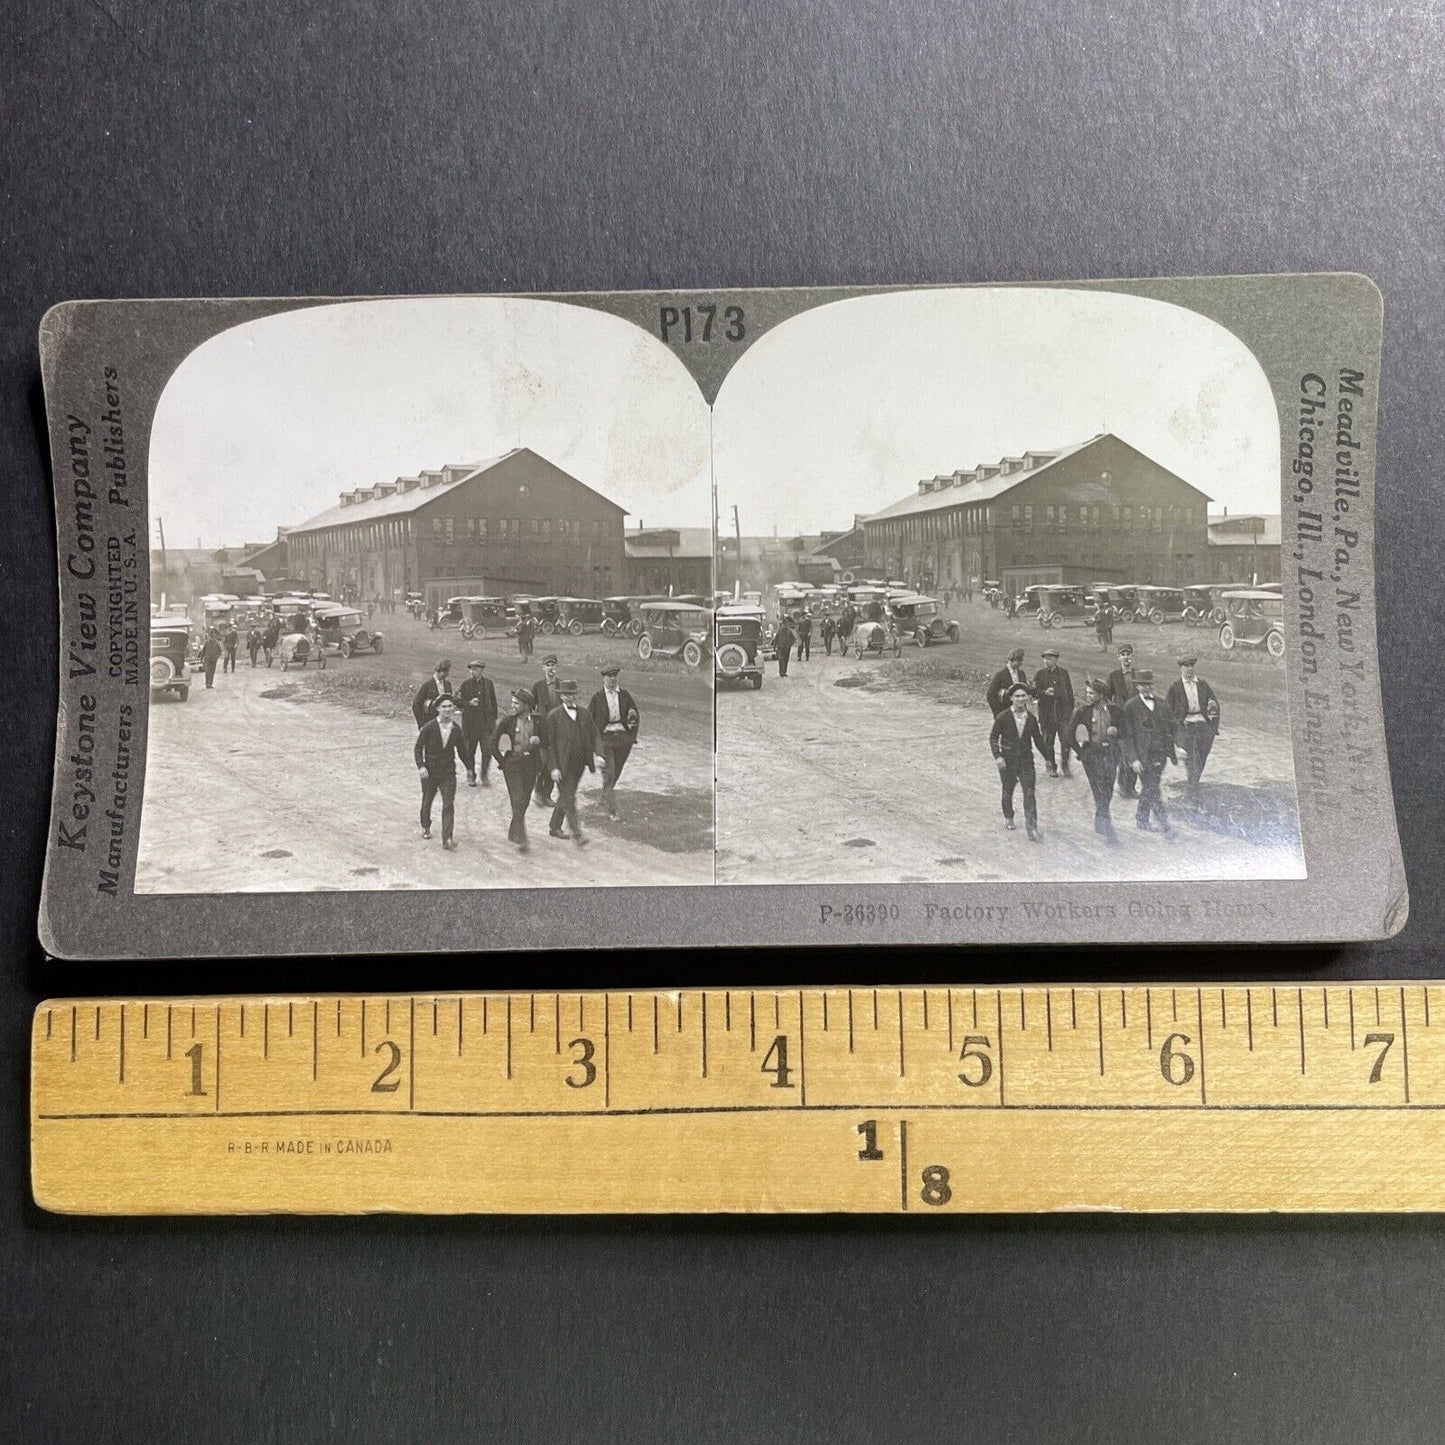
{"left": 1090, "top": 505, "right": 1100, "bottom": 529}
{"left": 1123, "top": 506, "right": 1133, "bottom": 527}
{"left": 478, "top": 517, "right": 488, "bottom": 539}
{"left": 1023, "top": 505, "right": 1033, "bottom": 532}
{"left": 433, "top": 517, "right": 445, "bottom": 539}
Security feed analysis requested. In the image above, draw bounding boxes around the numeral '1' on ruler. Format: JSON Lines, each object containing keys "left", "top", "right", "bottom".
{"left": 30, "top": 986, "right": 1445, "bottom": 1214}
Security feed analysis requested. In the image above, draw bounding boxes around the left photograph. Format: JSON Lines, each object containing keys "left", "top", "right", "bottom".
{"left": 137, "top": 298, "right": 715, "bottom": 892}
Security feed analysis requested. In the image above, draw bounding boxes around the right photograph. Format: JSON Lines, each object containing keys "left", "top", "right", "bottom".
{"left": 711, "top": 286, "right": 1304, "bottom": 885}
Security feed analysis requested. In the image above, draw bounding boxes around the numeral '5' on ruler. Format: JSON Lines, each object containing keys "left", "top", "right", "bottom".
{"left": 30, "top": 985, "right": 1445, "bottom": 1214}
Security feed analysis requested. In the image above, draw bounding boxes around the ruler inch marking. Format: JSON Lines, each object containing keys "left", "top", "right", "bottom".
{"left": 1400, "top": 986, "right": 1411, "bottom": 1105}
{"left": 899, "top": 1119, "right": 909, "bottom": 1211}
{"left": 506, "top": 996, "right": 513, "bottom": 1080}
{"left": 797, "top": 990, "right": 807, "bottom": 1106}
{"left": 118, "top": 1005, "right": 125, "bottom": 1084}
{"left": 701, "top": 993, "right": 708, "bottom": 1079}
{"left": 897, "top": 990, "right": 906, "bottom": 1077}
{"left": 1096, "top": 990, "right": 1104, "bottom": 1076}
{"left": 1196, "top": 989, "right": 1208, "bottom": 1106}
{"left": 603, "top": 993, "right": 611, "bottom": 1109}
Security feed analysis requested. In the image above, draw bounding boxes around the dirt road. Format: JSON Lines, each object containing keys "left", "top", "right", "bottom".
{"left": 716, "top": 602, "right": 1304, "bottom": 885}
{"left": 137, "top": 614, "right": 713, "bottom": 893}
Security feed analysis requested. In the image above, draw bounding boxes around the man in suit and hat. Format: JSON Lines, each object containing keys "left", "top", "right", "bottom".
{"left": 1033, "top": 647, "right": 1076, "bottom": 777}
{"left": 773, "top": 614, "right": 795, "bottom": 677}
{"left": 1108, "top": 643, "right": 1143, "bottom": 798}
{"left": 490, "top": 687, "right": 545, "bottom": 851}
{"left": 531, "top": 655, "right": 563, "bottom": 806}
{"left": 987, "top": 648, "right": 1030, "bottom": 716}
{"left": 411, "top": 658, "right": 455, "bottom": 729}
{"left": 1166, "top": 655, "right": 1222, "bottom": 795}
{"left": 199, "top": 628, "right": 223, "bottom": 689}
{"left": 413, "top": 695, "right": 466, "bottom": 850}
{"left": 1122, "top": 669, "right": 1179, "bottom": 836}
{"left": 588, "top": 664, "right": 640, "bottom": 820}
{"left": 458, "top": 659, "right": 498, "bottom": 787}
{"left": 1069, "top": 677, "right": 1127, "bottom": 842}
{"left": 543, "top": 678, "right": 604, "bottom": 845}
{"left": 989, "top": 682, "right": 1049, "bottom": 841}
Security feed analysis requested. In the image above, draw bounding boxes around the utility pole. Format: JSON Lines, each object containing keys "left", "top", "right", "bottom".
{"left": 155, "top": 516, "right": 168, "bottom": 611}
{"left": 731, "top": 504, "right": 741, "bottom": 596}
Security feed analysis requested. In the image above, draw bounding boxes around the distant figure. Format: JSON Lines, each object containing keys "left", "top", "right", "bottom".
{"left": 795, "top": 612, "right": 812, "bottom": 662}
{"left": 414, "top": 695, "right": 465, "bottom": 850}
{"left": 246, "top": 625, "right": 261, "bottom": 667}
{"left": 773, "top": 616, "right": 796, "bottom": 678}
{"left": 262, "top": 617, "right": 280, "bottom": 666}
{"left": 221, "top": 623, "right": 239, "bottom": 673}
{"left": 820, "top": 615, "right": 837, "bottom": 656}
{"left": 1094, "top": 601, "right": 1116, "bottom": 651}
{"left": 458, "top": 659, "right": 498, "bottom": 787}
{"left": 200, "top": 630, "right": 222, "bottom": 689}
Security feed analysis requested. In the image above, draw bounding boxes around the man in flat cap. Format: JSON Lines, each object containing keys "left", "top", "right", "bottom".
{"left": 989, "top": 682, "right": 1049, "bottom": 841}
{"left": 490, "top": 687, "right": 545, "bottom": 850}
{"left": 1122, "top": 669, "right": 1179, "bottom": 836}
{"left": 1033, "top": 647, "right": 1075, "bottom": 777}
{"left": 458, "top": 659, "right": 498, "bottom": 787}
{"left": 589, "top": 664, "right": 640, "bottom": 820}
{"left": 1166, "top": 655, "right": 1221, "bottom": 797}
{"left": 531, "top": 655, "right": 563, "bottom": 807}
{"left": 1108, "top": 643, "right": 1142, "bottom": 799}
{"left": 987, "top": 647, "right": 1030, "bottom": 716}
{"left": 413, "top": 695, "right": 466, "bottom": 850}
{"left": 1069, "top": 677, "right": 1126, "bottom": 842}
{"left": 412, "top": 658, "right": 455, "bottom": 729}
{"left": 543, "top": 678, "right": 604, "bottom": 845}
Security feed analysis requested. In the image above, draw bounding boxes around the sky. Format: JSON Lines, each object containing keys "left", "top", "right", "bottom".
{"left": 149, "top": 297, "right": 713, "bottom": 547}
{"left": 712, "top": 287, "right": 1282, "bottom": 536}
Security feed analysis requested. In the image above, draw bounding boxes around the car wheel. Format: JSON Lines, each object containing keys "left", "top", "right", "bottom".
{"left": 682, "top": 640, "right": 703, "bottom": 668}
{"left": 1148, "top": 608, "right": 1165, "bottom": 626}
{"left": 914, "top": 629, "right": 928, "bottom": 647}
{"left": 1219, "top": 623, "right": 1236, "bottom": 651}
{"left": 343, "top": 641, "right": 354, "bottom": 658}
{"left": 629, "top": 620, "right": 644, "bottom": 638}
{"left": 752, "top": 672, "right": 763, "bottom": 690}
{"left": 570, "top": 620, "right": 584, "bottom": 636}
{"left": 947, "top": 624, "right": 960, "bottom": 642}
{"left": 602, "top": 619, "right": 616, "bottom": 637}
{"left": 178, "top": 685, "right": 190, "bottom": 701}
{"left": 1119, "top": 610, "right": 1135, "bottom": 625}
{"left": 1266, "top": 629, "right": 1285, "bottom": 658}
{"left": 1040, "top": 613, "right": 1054, "bottom": 629}
{"left": 637, "top": 635, "right": 654, "bottom": 660}
{"left": 282, "top": 657, "right": 290, "bottom": 671}
{"left": 1210, "top": 608, "right": 1227, "bottom": 627}
{"left": 149, "top": 658, "right": 175, "bottom": 687}
{"left": 1183, "top": 608, "right": 1200, "bottom": 626}
{"left": 373, "top": 636, "right": 384, "bottom": 653}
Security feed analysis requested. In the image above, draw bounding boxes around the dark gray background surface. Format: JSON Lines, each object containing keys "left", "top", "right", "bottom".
{"left": 4, "top": 1, "right": 1443, "bottom": 1440}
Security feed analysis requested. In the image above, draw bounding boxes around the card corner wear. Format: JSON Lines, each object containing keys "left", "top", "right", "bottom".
{"left": 37, "top": 277, "right": 1400, "bottom": 956}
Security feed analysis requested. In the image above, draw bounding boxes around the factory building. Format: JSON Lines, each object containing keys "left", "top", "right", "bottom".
{"left": 861, "top": 434, "right": 1212, "bottom": 594}
{"left": 285, "top": 448, "right": 627, "bottom": 608}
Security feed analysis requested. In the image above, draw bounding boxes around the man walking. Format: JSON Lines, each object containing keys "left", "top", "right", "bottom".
{"left": 543, "top": 679, "right": 603, "bottom": 845}
{"left": 532, "top": 655, "right": 563, "bottom": 807}
{"left": 490, "top": 688, "right": 545, "bottom": 851}
{"left": 986, "top": 647, "right": 1030, "bottom": 715}
{"left": 414, "top": 695, "right": 465, "bottom": 850}
{"left": 411, "top": 659, "right": 455, "bottom": 729}
{"left": 1166, "top": 655, "right": 1221, "bottom": 796}
{"left": 199, "top": 629, "right": 222, "bottom": 689}
{"left": 516, "top": 612, "right": 535, "bottom": 659}
{"left": 222, "top": 622, "right": 239, "bottom": 674}
{"left": 458, "top": 659, "right": 498, "bottom": 787}
{"left": 989, "top": 683, "right": 1048, "bottom": 841}
{"left": 1123, "top": 669, "right": 1179, "bottom": 836}
{"left": 1032, "top": 648, "right": 1076, "bottom": 777}
{"left": 773, "top": 615, "right": 795, "bottom": 678}
{"left": 1093, "top": 599, "right": 1116, "bottom": 651}
{"left": 589, "top": 664, "right": 640, "bottom": 820}
{"left": 795, "top": 611, "right": 812, "bottom": 662}
{"left": 262, "top": 616, "right": 279, "bottom": 666}
{"left": 1069, "top": 677, "right": 1126, "bottom": 842}
{"left": 821, "top": 614, "right": 837, "bottom": 656}
{"left": 246, "top": 624, "right": 262, "bottom": 667}
{"left": 1108, "top": 643, "right": 1142, "bottom": 798}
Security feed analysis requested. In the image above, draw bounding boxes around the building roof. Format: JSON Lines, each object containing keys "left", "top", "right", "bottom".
{"left": 625, "top": 527, "right": 713, "bottom": 560}
{"left": 1208, "top": 513, "right": 1281, "bottom": 546}
{"left": 862, "top": 434, "right": 1209, "bottom": 524}
{"left": 287, "top": 449, "right": 625, "bottom": 535}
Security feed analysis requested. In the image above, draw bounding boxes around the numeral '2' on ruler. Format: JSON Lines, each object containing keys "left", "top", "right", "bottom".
{"left": 30, "top": 986, "right": 1444, "bottom": 1214}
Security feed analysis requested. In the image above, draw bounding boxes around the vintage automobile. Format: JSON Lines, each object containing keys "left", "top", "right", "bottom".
{"left": 845, "top": 584, "right": 891, "bottom": 623}
{"left": 853, "top": 618, "right": 903, "bottom": 658}
{"left": 448, "top": 596, "right": 509, "bottom": 639}
{"left": 1219, "top": 589, "right": 1285, "bottom": 657}
{"left": 313, "top": 605, "right": 384, "bottom": 657}
{"left": 149, "top": 617, "right": 193, "bottom": 701}
{"left": 601, "top": 597, "right": 644, "bottom": 638}
{"left": 1035, "top": 585, "right": 1092, "bottom": 629}
{"left": 1132, "top": 585, "right": 1189, "bottom": 625}
{"left": 635, "top": 601, "right": 713, "bottom": 668}
{"left": 888, "top": 593, "right": 962, "bottom": 646}
{"left": 276, "top": 632, "right": 325, "bottom": 670}
{"left": 1088, "top": 584, "right": 1139, "bottom": 624}
{"left": 555, "top": 597, "right": 607, "bottom": 635}
{"left": 713, "top": 603, "right": 767, "bottom": 689}
{"left": 1010, "top": 584, "right": 1045, "bottom": 620}
{"left": 1182, "top": 584, "right": 1233, "bottom": 627}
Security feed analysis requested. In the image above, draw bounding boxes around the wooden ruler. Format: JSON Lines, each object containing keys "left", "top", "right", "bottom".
{"left": 30, "top": 985, "right": 1445, "bottom": 1214}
